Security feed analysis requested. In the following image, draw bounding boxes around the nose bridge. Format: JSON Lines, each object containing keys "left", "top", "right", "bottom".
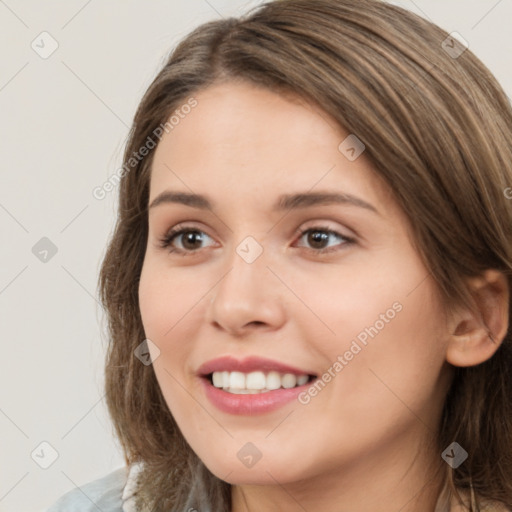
{"left": 219, "top": 234, "right": 270, "bottom": 298}
{"left": 209, "top": 233, "right": 285, "bottom": 332}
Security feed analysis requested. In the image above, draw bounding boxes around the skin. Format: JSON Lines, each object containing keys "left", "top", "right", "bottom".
{"left": 138, "top": 81, "right": 509, "bottom": 511}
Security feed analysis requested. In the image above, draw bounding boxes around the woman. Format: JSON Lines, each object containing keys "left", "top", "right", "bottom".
{"left": 48, "top": 0, "right": 512, "bottom": 510}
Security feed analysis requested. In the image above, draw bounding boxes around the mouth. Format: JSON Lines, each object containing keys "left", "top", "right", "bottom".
{"left": 203, "top": 370, "right": 317, "bottom": 394}
{"left": 197, "top": 356, "right": 318, "bottom": 414}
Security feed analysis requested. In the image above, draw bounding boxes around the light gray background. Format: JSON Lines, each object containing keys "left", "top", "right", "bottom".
{"left": 0, "top": 1, "right": 510, "bottom": 511}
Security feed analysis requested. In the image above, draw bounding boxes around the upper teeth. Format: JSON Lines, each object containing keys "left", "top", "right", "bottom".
{"left": 211, "top": 371, "right": 309, "bottom": 393}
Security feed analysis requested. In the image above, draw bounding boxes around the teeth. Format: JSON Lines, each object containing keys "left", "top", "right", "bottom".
{"left": 266, "top": 371, "right": 282, "bottom": 390}
{"left": 297, "top": 374, "right": 309, "bottom": 386}
{"left": 245, "top": 371, "right": 266, "bottom": 390}
{"left": 210, "top": 370, "right": 311, "bottom": 393}
{"left": 226, "top": 388, "right": 261, "bottom": 394}
{"left": 281, "top": 374, "right": 297, "bottom": 388}
{"left": 212, "top": 372, "right": 223, "bottom": 387}
{"left": 229, "top": 371, "right": 245, "bottom": 389}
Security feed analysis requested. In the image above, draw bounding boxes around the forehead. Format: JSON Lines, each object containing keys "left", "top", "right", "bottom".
{"left": 157, "top": 81, "right": 343, "bottom": 158}
{"left": 149, "top": 81, "right": 393, "bottom": 213}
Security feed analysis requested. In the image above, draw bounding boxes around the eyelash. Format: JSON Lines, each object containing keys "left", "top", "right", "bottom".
{"left": 158, "top": 224, "right": 356, "bottom": 256}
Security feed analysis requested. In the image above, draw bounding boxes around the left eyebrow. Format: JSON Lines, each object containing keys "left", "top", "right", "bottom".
{"left": 148, "top": 190, "right": 380, "bottom": 216}
{"left": 275, "top": 191, "right": 380, "bottom": 216}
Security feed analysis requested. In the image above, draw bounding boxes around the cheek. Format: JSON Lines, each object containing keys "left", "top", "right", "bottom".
{"left": 282, "top": 258, "right": 409, "bottom": 360}
{"left": 138, "top": 260, "right": 202, "bottom": 339}
{"left": 138, "top": 261, "right": 208, "bottom": 399}
{"left": 138, "top": 260, "right": 164, "bottom": 332}
{"left": 138, "top": 266, "right": 205, "bottom": 435}
{"left": 313, "top": 276, "right": 447, "bottom": 429}
{"left": 294, "top": 250, "right": 448, "bottom": 414}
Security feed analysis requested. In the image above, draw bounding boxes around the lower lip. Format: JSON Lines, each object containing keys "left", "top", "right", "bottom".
{"left": 200, "top": 377, "right": 313, "bottom": 415}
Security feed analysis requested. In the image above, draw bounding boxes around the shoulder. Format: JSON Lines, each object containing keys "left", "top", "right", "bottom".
{"left": 46, "top": 466, "right": 134, "bottom": 512}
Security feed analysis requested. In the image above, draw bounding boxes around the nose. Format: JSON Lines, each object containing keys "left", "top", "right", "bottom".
{"left": 206, "top": 242, "right": 287, "bottom": 337}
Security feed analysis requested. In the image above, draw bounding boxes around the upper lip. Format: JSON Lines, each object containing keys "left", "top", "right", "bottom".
{"left": 197, "top": 356, "right": 317, "bottom": 377}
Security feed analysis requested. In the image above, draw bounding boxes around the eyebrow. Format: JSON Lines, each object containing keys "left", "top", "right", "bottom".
{"left": 148, "top": 190, "right": 380, "bottom": 215}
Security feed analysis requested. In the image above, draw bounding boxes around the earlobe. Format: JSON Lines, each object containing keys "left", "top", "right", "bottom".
{"left": 446, "top": 269, "right": 510, "bottom": 368}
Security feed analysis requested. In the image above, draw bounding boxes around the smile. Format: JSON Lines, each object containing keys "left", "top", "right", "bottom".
{"left": 209, "top": 370, "right": 312, "bottom": 393}
{"left": 197, "top": 356, "right": 318, "bottom": 414}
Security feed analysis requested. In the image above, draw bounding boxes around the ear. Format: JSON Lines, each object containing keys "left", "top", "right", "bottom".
{"left": 446, "top": 269, "right": 510, "bottom": 367}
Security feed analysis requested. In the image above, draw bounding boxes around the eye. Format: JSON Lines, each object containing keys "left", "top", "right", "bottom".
{"left": 158, "top": 224, "right": 215, "bottom": 255}
{"left": 158, "top": 224, "right": 355, "bottom": 256}
{"left": 295, "top": 225, "right": 355, "bottom": 254}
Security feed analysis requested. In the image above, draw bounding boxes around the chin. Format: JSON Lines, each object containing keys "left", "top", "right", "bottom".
{"left": 197, "top": 445, "right": 314, "bottom": 486}
{"left": 212, "top": 465, "right": 301, "bottom": 486}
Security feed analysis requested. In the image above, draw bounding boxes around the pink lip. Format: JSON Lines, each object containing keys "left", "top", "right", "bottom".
{"left": 197, "top": 355, "right": 315, "bottom": 377}
{"left": 197, "top": 356, "right": 317, "bottom": 415}
{"left": 199, "top": 378, "right": 312, "bottom": 415}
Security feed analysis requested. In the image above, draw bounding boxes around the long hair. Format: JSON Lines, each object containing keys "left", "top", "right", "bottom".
{"left": 98, "top": 0, "right": 512, "bottom": 510}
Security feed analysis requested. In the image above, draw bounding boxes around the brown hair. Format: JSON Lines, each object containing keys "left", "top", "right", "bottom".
{"left": 98, "top": 0, "right": 512, "bottom": 510}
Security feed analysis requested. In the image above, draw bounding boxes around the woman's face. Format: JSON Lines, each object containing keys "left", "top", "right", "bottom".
{"left": 138, "top": 81, "right": 452, "bottom": 487}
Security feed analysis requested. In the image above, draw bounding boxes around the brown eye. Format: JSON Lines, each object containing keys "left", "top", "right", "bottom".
{"left": 306, "top": 230, "right": 330, "bottom": 250}
{"left": 296, "top": 226, "right": 355, "bottom": 254}
{"left": 179, "top": 230, "right": 205, "bottom": 250}
{"left": 159, "top": 226, "right": 214, "bottom": 254}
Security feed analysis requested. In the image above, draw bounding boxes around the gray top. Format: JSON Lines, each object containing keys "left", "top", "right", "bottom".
{"left": 46, "top": 465, "right": 140, "bottom": 512}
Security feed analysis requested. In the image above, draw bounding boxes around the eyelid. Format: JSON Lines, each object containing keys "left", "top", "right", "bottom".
{"left": 293, "top": 220, "right": 356, "bottom": 239}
